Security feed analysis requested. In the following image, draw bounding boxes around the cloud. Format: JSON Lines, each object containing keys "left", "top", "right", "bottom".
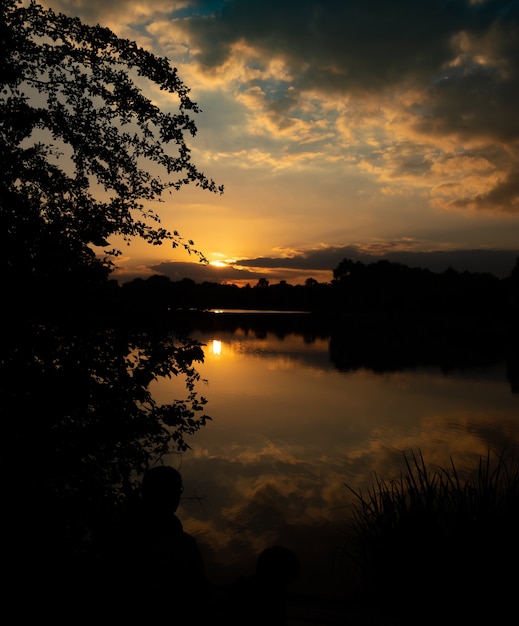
{"left": 150, "top": 260, "right": 267, "bottom": 283}
{"left": 183, "top": 1, "right": 462, "bottom": 89}
{"left": 177, "top": 0, "right": 519, "bottom": 212}
{"left": 40, "top": 0, "right": 519, "bottom": 216}
{"left": 141, "top": 245, "right": 518, "bottom": 285}
{"left": 236, "top": 245, "right": 519, "bottom": 278}
{"left": 43, "top": 0, "right": 175, "bottom": 25}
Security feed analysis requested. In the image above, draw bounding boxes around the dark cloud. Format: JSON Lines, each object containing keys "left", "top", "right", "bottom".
{"left": 451, "top": 168, "right": 519, "bottom": 213}
{"left": 235, "top": 246, "right": 519, "bottom": 278}
{"left": 45, "top": 0, "right": 519, "bottom": 212}
{"left": 420, "top": 66, "right": 519, "bottom": 144}
{"left": 181, "top": 0, "right": 519, "bottom": 212}
{"left": 148, "top": 260, "right": 328, "bottom": 285}
{"left": 149, "top": 261, "right": 262, "bottom": 282}
{"left": 184, "top": 0, "right": 467, "bottom": 89}
{"left": 236, "top": 247, "right": 363, "bottom": 271}
{"left": 183, "top": 1, "right": 519, "bottom": 99}
{"left": 385, "top": 248, "right": 518, "bottom": 277}
{"left": 141, "top": 247, "right": 518, "bottom": 285}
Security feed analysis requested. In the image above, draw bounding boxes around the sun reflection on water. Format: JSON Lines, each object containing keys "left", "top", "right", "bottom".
{"left": 153, "top": 327, "right": 519, "bottom": 596}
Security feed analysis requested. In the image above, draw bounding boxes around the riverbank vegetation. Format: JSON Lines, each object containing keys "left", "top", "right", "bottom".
{"left": 2, "top": 1, "right": 220, "bottom": 602}
{"left": 338, "top": 450, "right": 519, "bottom": 623}
{"left": 116, "top": 256, "right": 519, "bottom": 320}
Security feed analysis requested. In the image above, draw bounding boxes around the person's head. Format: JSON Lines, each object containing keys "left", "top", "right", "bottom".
{"left": 255, "top": 545, "right": 301, "bottom": 588}
{"left": 141, "top": 466, "right": 183, "bottom": 513}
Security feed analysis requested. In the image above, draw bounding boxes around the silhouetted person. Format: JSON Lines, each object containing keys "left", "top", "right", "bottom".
{"left": 229, "top": 545, "right": 301, "bottom": 625}
{"left": 96, "top": 465, "right": 209, "bottom": 623}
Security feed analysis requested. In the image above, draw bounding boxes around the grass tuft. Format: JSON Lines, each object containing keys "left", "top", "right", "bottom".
{"left": 340, "top": 449, "right": 519, "bottom": 622}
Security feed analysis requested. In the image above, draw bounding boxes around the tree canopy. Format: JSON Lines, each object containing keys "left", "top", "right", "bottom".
{"left": 1, "top": 0, "right": 222, "bottom": 574}
{"left": 1, "top": 0, "right": 223, "bottom": 297}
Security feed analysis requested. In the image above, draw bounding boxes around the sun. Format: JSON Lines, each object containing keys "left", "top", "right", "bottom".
{"left": 210, "top": 260, "right": 228, "bottom": 268}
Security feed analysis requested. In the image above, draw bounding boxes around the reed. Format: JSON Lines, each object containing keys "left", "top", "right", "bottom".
{"left": 340, "top": 449, "right": 519, "bottom": 621}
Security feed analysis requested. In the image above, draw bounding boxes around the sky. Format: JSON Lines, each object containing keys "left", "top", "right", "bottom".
{"left": 38, "top": 0, "right": 519, "bottom": 285}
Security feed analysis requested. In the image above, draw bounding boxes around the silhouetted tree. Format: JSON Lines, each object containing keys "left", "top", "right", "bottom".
{"left": 330, "top": 256, "right": 507, "bottom": 316}
{"left": 1, "top": 1, "right": 222, "bottom": 594}
{"left": 1, "top": 0, "right": 222, "bottom": 307}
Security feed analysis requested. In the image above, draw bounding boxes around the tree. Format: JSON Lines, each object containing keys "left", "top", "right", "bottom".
{"left": 0, "top": 0, "right": 223, "bottom": 582}
{"left": 1, "top": 0, "right": 223, "bottom": 300}
{"left": 332, "top": 258, "right": 365, "bottom": 282}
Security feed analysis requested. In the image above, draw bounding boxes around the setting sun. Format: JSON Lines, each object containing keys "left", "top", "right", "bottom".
{"left": 37, "top": 0, "right": 519, "bottom": 288}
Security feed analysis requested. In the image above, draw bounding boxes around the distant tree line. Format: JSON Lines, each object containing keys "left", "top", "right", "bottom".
{"left": 113, "top": 256, "right": 519, "bottom": 321}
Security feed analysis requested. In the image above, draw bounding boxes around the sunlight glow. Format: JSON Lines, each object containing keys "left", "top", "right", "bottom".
{"left": 210, "top": 261, "right": 228, "bottom": 267}
{"left": 212, "top": 339, "right": 222, "bottom": 356}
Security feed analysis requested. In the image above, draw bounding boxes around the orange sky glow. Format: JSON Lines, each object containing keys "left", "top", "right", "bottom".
{"left": 38, "top": 0, "right": 519, "bottom": 286}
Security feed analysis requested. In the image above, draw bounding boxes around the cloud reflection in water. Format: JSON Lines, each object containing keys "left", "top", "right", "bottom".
{"left": 150, "top": 329, "right": 519, "bottom": 595}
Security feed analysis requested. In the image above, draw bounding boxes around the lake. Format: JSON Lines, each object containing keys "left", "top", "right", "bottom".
{"left": 149, "top": 312, "right": 519, "bottom": 600}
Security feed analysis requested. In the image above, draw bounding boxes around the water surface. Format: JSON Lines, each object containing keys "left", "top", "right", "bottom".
{"left": 150, "top": 318, "right": 519, "bottom": 598}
